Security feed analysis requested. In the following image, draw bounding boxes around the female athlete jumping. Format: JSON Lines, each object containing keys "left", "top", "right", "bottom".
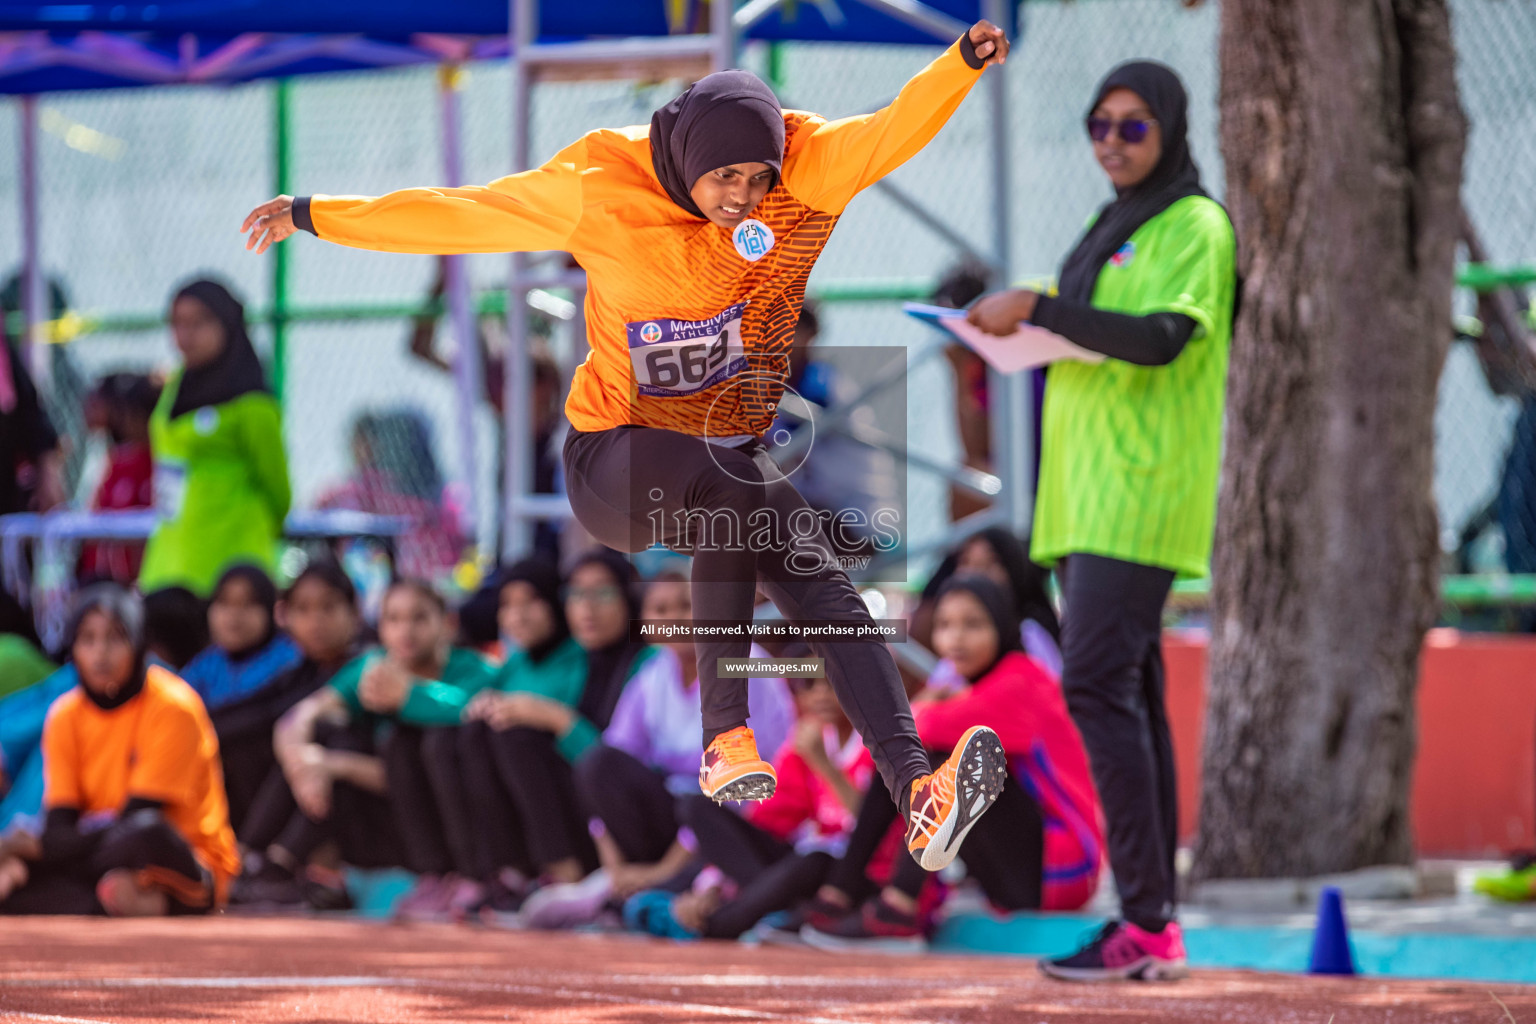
{"left": 242, "top": 21, "right": 1011, "bottom": 871}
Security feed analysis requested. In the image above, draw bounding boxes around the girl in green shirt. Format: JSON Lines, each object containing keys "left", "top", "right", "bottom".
{"left": 969, "top": 61, "right": 1235, "bottom": 982}
{"left": 407, "top": 556, "right": 592, "bottom": 918}
{"left": 139, "top": 281, "right": 290, "bottom": 596}
{"left": 266, "top": 578, "right": 494, "bottom": 920}
{"left": 471, "top": 552, "right": 658, "bottom": 921}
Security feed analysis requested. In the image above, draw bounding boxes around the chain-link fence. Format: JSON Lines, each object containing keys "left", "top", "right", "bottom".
{"left": 1, "top": 0, "right": 1532, "bottom": 605}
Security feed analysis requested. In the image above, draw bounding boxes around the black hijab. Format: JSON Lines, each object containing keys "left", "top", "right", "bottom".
{"left": 211, "top": 564, "right": 280, "bottom": 662}
{"left": 568, "top": 548, "right": 646, "bottom": 730}
{"left": 1055, "top": 61, "right": 1210, "bottom": 305}
{"left": 969, "top": 528, "right": 1061, "bottom": 644}
{"left": 500, "top": 556, "right": 570, "bottom": 664}
{"left": 168, "top": 280, "right": 269, "bottom": 420}
{"left": 934, "top": 573, "right": 1024, "bottom": 682}
{"left": 66, "top": 583, "right": 148, "bottom": 711}
{"left": 286, "top": 558, "right": 358, "bottom": 610}
{"left": 649, "top": 70, "right": 785, "bottom": 220}
{"left": 142, "top": 586, "right": 210, "bottom": 670}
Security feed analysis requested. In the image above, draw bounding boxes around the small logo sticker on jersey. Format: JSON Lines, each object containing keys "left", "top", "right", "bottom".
{"left": 732, "top": 219, "right": 775, "bottom": 262}
{"left": 193, "top": 407, "right": 219, "bottom": 435}
{"left": 1110, "top": 241, "right": 1136, "bottom": 267}
{"left": 639, "top": 322, "right": 663, "bottom": 344}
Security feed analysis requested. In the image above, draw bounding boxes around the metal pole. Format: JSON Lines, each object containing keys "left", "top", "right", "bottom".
{"left": 982, "top": 0, "right": 1029, "bottom": 535}
{"left": 19, "top": 96, "right": 43, "bottom": 374}
{"left": 503, "top": 0, "right": 536, "bottom": 560}
{"left": 439, "top": 63, "right": 484, "bottom": 547}
{"left": 711, "top": 0, "right": 736, "bottom": 71}
{"left": 272, "top": 77, "right": 292, "bottom": 403}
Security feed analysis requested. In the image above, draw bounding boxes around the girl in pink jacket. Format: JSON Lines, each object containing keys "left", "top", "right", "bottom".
{"left": 801, "top": 573, "right": 1104, "bottom": 950}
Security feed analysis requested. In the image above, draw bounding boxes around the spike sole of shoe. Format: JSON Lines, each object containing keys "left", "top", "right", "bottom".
{"left": 1037, "top": 957, "right": 1190, "bottom": 982}
{"left": 705, "top": 770, "right": 777, "bottom": 804}
{"left": 915, "top": 726, "right": 1008, "bottom": 872}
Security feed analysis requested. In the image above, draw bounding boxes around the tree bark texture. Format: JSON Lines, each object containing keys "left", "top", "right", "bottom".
{"left": 1196, "top": 0, "right": 1467, "bottom": 879}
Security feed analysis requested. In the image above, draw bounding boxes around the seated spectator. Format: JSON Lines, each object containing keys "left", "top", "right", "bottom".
{"left": 627, "top": 664, "right": 881, "bottom": 941}
{"left": 470, "top": 549, "right": 658, "bottom": 927}
{"left": 236, "top": 579, "right": 485, "bottom": 911}
{"left": 453, "top": 567, "right": 507, "bottom": 659}
{"left": 215, "top": 562, "right": 361, "bottom": 849}
{"left": 524, "top": 569, "right": 793, "bottom": 927}
{"left": 0, "top": 666, "right": 78, "bottom": 836}
{"left": 801, "top": 574, "right": 1103, "bottom": 950}
{"left": 180, "top": 566, "right": 302, "bottom": 714}
{"left": 1, "top": 586, "right": 206, "bottom": 836}
{"left": 318, "top": 411, "right": 465, "bottom": 582}
{"left": 911, "top": 527, "right": 1061, "bottom": 680}
{"left": 77, "top": 372, "right": 159, "bottom": 585}
{"left": 405, "top": 557, "right": 589, "bottom": 919}
{"left": 0, "top": 585, "right": 239, "bottom": 915}
{"left": 141, "top": 587, "right": 210, "bottom": 671}
{"left": 245, "top": 579, "right": 491, "bottom": 918}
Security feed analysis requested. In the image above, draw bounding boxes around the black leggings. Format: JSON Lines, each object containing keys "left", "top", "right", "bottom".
{"left": 381, "top": 725, "right": 466, "bottom": 876}
{"left": 415, "top": 721, "right": 549, "bottom": 882}
{"left": 826, "top": 768, "right": 1045, "bottom": 912}
{"left": 1057, "top": 553, "right": 1177, "bottom": 931}
{"left": 244, "top": 720, "right": 404, "bottom": 870}
{"left": 0, "top": 811, "right": 211, "bottom": 916}
{"left": 573, "top": 744, "right": 681, "bottom": 866}
{"left": 480, "top": 725, "right": 598, "bottom": 875}
{"left": 219, "top": 727, "right": 279, "bottom": 842}
{"left": 681, "top": 794, "right": 831, "bottom": 939}
{"left": 213, "top": 675, "right": 327, "bottom": 838}
{"left": 564, "top": 426, "right": 929, "bottom": 797}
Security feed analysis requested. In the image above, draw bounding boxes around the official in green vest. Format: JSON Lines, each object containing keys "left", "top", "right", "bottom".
{"left": 140, "top": 281, "right": 291, "bottom": 597}
{"left": 968, "top": 61, "right": 1235, "bottom": 981}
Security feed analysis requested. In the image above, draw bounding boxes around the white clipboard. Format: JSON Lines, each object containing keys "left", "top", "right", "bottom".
{"left": 904, "top": 302, "right": 1104, "bottom": 374}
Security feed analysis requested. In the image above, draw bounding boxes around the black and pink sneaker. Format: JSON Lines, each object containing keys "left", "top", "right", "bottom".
{"left": 1039, "top": 920, "right": 1189, "bottom": 981}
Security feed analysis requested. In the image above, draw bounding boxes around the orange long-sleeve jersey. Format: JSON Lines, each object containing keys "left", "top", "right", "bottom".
{"left": 303, "top": 41, "right": 985, "bottom": 439}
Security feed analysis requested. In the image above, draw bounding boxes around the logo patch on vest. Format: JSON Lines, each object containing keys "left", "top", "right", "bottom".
{"left": 732, "top": 219, "right": 775, "bottom": 262}
{"left": 1110, "top": 241, "right": 1136, "bottom": 268}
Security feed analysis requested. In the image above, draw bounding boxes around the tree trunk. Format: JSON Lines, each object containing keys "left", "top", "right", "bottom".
{"left": 1194, "top": 0, "right": 1467, "bottom": 880}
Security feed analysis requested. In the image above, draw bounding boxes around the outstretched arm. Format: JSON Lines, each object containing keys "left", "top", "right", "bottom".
{"left": 782, "top": 20, "right": 1007, "bottom": 215}
{"left": 242, "top": 136, "right": 590, "bottom": 256}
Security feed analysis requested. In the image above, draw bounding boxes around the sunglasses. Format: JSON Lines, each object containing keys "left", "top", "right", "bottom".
{"left": 1086, "top": 116, "right": 1157, "bottom": 144}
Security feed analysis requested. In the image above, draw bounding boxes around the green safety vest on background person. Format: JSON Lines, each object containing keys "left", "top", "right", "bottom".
{"left": 1032, "top": 195, "right": 1236, "bottom": 580}
{"left": 139, "top": 372, "right": 291, "bottom": 596}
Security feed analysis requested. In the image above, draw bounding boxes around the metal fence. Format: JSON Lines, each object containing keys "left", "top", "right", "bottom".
{"left": 1, "top": 0, "right": 1532, "bottom": 601}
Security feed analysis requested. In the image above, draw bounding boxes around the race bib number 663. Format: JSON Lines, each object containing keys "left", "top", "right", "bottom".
{"left": 626, "top": 303, "right": 749, "bottom": 399}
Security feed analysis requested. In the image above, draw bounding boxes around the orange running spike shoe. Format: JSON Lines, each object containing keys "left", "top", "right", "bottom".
{"left": 906, "top": 725, "right": 1007, "bottom": 871}
{"left": 699, "top": 725, "right": 778, "bottom": 803}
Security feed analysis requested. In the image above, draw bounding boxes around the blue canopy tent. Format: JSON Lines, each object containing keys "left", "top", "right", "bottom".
{"left": 0, "top": 1, "right": 1007, "bottom": 44}
{"left": 0, "top": 0, "right": 1027, "bottom": 563}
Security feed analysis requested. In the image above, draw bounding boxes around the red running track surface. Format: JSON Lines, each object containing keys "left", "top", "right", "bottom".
{"left": 1, "top": 917, "right": 1533, "bottom": 1023}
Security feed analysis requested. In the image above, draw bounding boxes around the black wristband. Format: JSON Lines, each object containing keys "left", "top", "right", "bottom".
{"left": 292, "top": 196, "right": 316, "bottom": 236}
{"left": 958, "top": 32, "right": 985, "bottom": 71}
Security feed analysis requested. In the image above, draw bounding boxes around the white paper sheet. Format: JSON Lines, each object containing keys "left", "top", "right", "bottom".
{"left": 903, "top": 302, "right": 1104, "bottom": 374}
